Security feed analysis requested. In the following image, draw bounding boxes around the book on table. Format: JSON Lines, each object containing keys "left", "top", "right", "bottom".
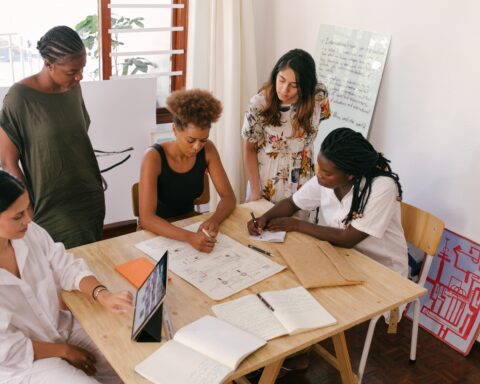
{"left": 212, "top": 286, "right": 337, "bottom": 341}
{"left": 134, "top": 315, "right": 266, "bottom": 384}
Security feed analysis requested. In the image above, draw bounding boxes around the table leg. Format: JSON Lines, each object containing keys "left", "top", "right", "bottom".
{"left": 332, "top": 332, "right": 356, "bottom": 384}
{"left": 258, "top": 358, "right": 284, "bottom": 384}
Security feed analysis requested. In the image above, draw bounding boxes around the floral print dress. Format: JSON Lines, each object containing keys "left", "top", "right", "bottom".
{"left": 241, "top": 83, "right": 330, "bottom": 203}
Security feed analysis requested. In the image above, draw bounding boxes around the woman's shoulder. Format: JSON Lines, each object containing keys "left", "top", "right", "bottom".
{"left": 3, "top": 83, "right": 29, "bottom": 105}
{"left": 371, "top": 176, "right": 399, "bottom": 196}
{"left": 203, "top": 139, "right": 219, "bottom": 158}
{"left": 142, "top": 145, "right": 163, "bottom": 169}
{"left": 248, "top": 91, "right": 267, "bottom": 109}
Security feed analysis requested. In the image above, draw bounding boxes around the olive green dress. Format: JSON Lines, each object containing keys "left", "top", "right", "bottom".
{"left": 0, "top": 83, "right": 105, "bottom": 248}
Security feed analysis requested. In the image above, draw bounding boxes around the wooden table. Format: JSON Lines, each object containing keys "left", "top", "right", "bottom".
{"left": 63, "top": 200, "right": 426, "bottom": 384}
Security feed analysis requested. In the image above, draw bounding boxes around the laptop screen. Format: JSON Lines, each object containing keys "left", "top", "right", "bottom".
{"left": 132, "top": 251, "right": 168, "bottom": 339}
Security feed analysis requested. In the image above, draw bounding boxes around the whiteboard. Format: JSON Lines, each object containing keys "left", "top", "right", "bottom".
{"left": 1, "top": 78, "right": 157, "bottom": 224}
{"left": 314, "top": 24, "right": 390, "bottom": 153}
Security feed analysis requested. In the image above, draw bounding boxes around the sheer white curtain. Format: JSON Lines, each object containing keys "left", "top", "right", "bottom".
{"left": 187, "top": 0, "right": 258, "bottom": 206}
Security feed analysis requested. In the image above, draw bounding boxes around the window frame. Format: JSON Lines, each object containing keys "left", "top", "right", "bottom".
{"left": 99, "top": 0, "right": 188, "bottom": 124}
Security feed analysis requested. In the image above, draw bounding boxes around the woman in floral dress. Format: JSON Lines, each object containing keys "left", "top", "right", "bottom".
{"left": 242, "top": 49, "right": 330, "bottom": 204}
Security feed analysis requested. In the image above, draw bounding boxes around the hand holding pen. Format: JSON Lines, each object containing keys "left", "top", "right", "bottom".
{"left": 247, "top": 212, "right": 267, "bottom": 235}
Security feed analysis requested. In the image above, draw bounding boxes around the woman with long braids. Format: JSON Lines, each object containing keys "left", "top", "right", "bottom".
{"left": 242, "top": 48, "right": 330, "bottom": 204}
{"left": 0, "top": 170, "right": 132, "bottom": 383}
{"left": 248, "top": 127, "right": 408, "bottom": 277}
{"left": 0, "top": 26, "right": 104, "bottom": 248}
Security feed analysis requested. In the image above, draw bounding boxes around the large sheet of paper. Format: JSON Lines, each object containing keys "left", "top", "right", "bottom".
{"left": 314, "top": 24, "right": 390, "bottom": 153}
{"left": 135, "top": 223, "right": 285, "bottom": 300}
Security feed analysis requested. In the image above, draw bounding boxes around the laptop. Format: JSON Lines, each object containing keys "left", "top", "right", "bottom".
{"left": 132, "top": 251, "right": 168, "bottom": 341}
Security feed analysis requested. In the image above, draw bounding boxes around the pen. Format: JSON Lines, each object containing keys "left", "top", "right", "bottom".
{"left": 248, "top": 244, "right": 272, "bottom": 257}
{"left": 257, "top": 293, "right": 275, "bottom": 312}
{"left": 250, "top": 212, "right": 259, "bottom": 228}
{"left": 201, "top": 228, "right": 215, "bottom": 241}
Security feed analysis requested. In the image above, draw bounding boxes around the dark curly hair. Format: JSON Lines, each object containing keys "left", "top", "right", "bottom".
{"left": 321, "top": 127, "right": 403, "bottom": 225}
{"left": 166, "top": 89, "right": 223, "bottom": 130}
{"left": 37, "top": 25, "right": 85, "bottom": 63}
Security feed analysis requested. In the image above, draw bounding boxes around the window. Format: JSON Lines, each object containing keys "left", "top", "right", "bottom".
{"left": 99, "top": 0, "right": 188, "bottom": 123}
{"left": 0, "top": 0, "right": 98, "bottom": 85}
{"left": 0, "top": 0, "right": 188, "bottom": 124}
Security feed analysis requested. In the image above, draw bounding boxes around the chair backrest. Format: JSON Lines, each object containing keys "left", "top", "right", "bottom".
{"left": 132, "top": 182, "right": 140, "bottom": 217}
{"left": 131, "top": 173, "right": 210, "bottom": 218}
{"left": 400, "top": 202, "right": 445, "bottom": 256}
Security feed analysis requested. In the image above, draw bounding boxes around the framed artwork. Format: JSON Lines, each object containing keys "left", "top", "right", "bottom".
{"left": 406, "top": 228, "right": 480, "bottom": 355}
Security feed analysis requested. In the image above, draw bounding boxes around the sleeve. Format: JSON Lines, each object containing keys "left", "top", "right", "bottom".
{"left": 241, "top": 93, "right": 266, "bottom": 145}
{"left": 292, "top": 177, "right": 323, "bottom": 211}
{"left": 0, "top": 310, "right": 35, "bottom": 374}
{"left": 351, "top": 177, "right": 399, "bottom": 238}
{"left": 0, "top": 88, "right": 24, "bottom": 152}
{"left": 31, "top": 223, "right": 94, "bottom": 291}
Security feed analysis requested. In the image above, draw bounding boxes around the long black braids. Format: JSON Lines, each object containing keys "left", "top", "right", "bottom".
{"left": 36, "top": 26, "right": 85, "bottom": 63}
{"left": 320, "top": 127, "right": 403, "bottom": 226}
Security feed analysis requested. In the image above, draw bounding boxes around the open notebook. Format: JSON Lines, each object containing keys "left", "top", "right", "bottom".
{"left": 134, "top": 315, "right": 266, "bottom": 384}
{"left": 212, "top": 286, "right": 337, "bottom": 341}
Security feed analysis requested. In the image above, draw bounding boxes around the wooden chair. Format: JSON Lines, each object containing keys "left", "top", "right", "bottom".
{"left": 131, "top": 173, "right": 210, "bottom": 220}
{"left": 356, "top": 202, "right": 444, "bottom": 383}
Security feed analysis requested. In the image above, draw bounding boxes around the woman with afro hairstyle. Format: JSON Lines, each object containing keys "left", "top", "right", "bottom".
{"left": 139, "top": 89, "right": 236, "bottom": 253}
{"left": 247, "top": 127, "right": 407, "bottom": 276}
{"left": 0, "top": 26, "right": 105, "bottom": 249}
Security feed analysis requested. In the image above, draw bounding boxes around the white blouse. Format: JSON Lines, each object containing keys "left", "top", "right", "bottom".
{"left": 0, "top": 222, "right": 93, "bottom": 381}
{"left": 293, "top": 176, "right": 408, "bottom": 277}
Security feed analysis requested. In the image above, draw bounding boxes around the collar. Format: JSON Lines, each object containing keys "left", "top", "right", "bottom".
{"left": 0, "top": 237, "right": 28, "bottom": 285}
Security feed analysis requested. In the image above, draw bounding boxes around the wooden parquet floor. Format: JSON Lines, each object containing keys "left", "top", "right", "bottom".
{"left": 273, "top": 317, "right": 480, "bottom": 384}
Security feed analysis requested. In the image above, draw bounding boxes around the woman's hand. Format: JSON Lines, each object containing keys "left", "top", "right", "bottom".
{"left": 198, "top": 218, "right": 220, "bottom": 238}
{"left": 97, "top": 290, "right": 134, "bottom": 315}
{"left": 247, "top": 215, "right": 268, "bottom": 235}
{"left": 62, "top": 344, "right": 97, "bottom": 376}
{"left": 266, "top": 217, "right": 299, "bottom": 232}
{"left": 187, "top": 230, "right": 216, "bottom": 253}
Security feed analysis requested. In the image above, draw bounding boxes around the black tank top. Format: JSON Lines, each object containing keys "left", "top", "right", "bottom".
{"left": 153, "top": 144, "right": 207, "bottom": 219}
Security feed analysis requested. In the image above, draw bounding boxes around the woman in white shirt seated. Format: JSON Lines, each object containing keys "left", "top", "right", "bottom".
{"left": 247, "top": 127, "right": 408, "bottom": 277}
{"left": 0, "top": 170, "right": 133, "bottom": 383}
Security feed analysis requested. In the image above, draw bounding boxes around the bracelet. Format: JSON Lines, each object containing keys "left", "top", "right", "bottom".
{"left": 92, "top": 285, "right": 108, "bottom": 301}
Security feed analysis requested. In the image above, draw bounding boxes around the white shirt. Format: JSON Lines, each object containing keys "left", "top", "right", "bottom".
{"left": 0, "top": 222, "right": 93, "bottom": 382}
{"left": 292, "top": 176, "right": 408, "bottom": 277}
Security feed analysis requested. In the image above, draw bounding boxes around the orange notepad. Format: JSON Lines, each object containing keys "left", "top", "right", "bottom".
{"left": 115, "top": 257, "right": 155, "bottom": 288}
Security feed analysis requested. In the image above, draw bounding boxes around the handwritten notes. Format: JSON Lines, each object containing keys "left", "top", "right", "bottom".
{"left": 314, "top": 24, "right": 390, "bottom": 151}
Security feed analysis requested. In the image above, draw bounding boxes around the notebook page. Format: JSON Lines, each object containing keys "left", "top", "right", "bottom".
{"left": 212, "top": 294, "right": 288, "bottom": 340}
{"left": 134, "top": 340, "right": 230, "bottom": 384}
{"left": 174, "top": 315, "right": 266, "bottom": 370}
{"left": 249, "top": 230, "right": 286, "bottom": 243}
{"left": 262, "top": 287, "right": 337, "bottom": 335}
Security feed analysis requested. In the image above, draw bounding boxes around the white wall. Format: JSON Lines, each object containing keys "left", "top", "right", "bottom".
{"left": 252, "top": 0, "right": 480, "bottom": 242}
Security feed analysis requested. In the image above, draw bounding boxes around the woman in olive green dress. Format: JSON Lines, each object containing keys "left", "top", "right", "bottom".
{"left": 0, "top": 26, "right": 105, "bottom": 248}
